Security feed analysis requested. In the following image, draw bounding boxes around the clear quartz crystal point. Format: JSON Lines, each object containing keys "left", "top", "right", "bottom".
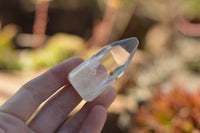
{"left": 68, "top": 37, "right": 139, "bottom": 101}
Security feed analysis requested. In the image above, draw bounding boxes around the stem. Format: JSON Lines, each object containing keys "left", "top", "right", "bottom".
{"left": 32, "top": 0, "right": 49, "bottom": 48}
{"left": 87, "top": 1, "right": 119, "bottom": 48}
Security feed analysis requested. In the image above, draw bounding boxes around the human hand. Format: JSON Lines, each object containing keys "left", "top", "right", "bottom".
{"left": 0, "top": 57, "right": 116, "bottom": 133}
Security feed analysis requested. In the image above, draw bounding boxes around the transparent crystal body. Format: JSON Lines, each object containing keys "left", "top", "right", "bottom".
{"left": 68, "top": 37, "right": 139, "bottom": 101}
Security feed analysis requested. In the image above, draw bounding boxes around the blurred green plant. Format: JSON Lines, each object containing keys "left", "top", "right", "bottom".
{"left": 136, "top": 0, "right": 200, "bottom": 22}
{"left": 0, "top": 24, "right": 20, "bottom": 70}
{"left": 19, "top": 33, "right": 85, "bottom": 70}
{"left": 0, "top": 24, "right": 85, "bottom": 71}
{"left": 178, "top": 0, "right": 200, "bottom": 20}
{"left": 136, "top": 0, "right": 173, "bottom": 22}
{"left": 130, "top": 84, "right": 200, "bottom": 133}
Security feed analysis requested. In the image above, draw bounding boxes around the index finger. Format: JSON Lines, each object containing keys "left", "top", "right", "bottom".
{"left": 0, "top": 57, "right": 84, "bottom": 121}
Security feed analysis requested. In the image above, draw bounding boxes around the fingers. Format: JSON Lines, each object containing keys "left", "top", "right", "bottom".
{"left": 57, "top": 86, "right": 116, "bottom": 133}
{"left": 79, "top": 105, "right": 107, "bottom": 133}
{"left": 0, "top": 112, "right": 30, "bottom": 133}
{"left": 0, "top": 57, "right": 84, "bottom": 121}
{"left": 28, "top": 85, "right": 82, "bottom": 133}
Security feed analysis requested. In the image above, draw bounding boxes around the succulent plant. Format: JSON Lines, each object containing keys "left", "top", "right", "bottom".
{"left": 178, "top": 0, "right": 200, "bottom": 20}
{"left": 130, "top": 84, "right": 200, "bottom": 133}
{"left": 19, "top": 33, "right": 85, "bottom": 70}
{"left": 0, "top": 24, "right": 20, "bottom": 70}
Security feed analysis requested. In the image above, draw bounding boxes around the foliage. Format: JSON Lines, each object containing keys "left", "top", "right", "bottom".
{"left": 136, "top": 0, "right": 200, "bottom": 22}
{"left": 19, "top": 33, "right": 85, "bottom": 70}
{"left": 178, "top": 0, "right": 200, "bottom": 19}
{"left": 0, "top": 28, "right": 85, "bottom": 70}
{"left": 0, "top": 24, "right": 20, "bottom": 70}
{"left": 130, "top": 85, "right": 200, "bottom": 133}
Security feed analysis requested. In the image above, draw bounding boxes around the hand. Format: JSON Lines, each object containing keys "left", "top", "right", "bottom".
{"left": 0, "top": 57, "right": 116, "bottom": 133}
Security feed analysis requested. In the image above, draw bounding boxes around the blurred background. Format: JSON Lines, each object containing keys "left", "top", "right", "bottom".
{"left": 0, "top": 0, "right": 200, "bottom": 132}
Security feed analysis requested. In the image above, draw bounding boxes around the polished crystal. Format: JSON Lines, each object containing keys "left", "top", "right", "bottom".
{"left": 68, "top": 37, "right": 139, "bottom": 101}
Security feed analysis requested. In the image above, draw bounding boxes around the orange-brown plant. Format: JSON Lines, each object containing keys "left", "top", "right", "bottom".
{"left": 130, "top": 84, "right": 200, "bottom": 133}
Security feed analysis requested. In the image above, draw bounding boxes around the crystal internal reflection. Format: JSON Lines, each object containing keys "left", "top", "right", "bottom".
{"left": 69, "top": 37, "right": 139, "bottom": 101}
